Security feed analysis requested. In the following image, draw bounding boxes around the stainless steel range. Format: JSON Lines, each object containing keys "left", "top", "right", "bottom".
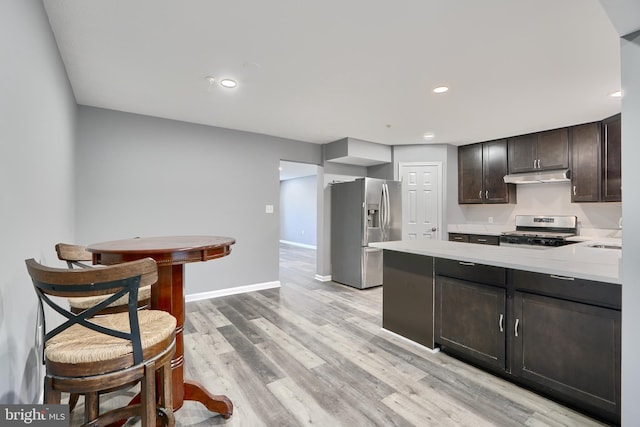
{"left": 500, "top": 215, "right": 578, "bottom": 248}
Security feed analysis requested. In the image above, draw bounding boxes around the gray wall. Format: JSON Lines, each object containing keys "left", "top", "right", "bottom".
{"left": 75, "top": 106, "right": 321, "bottom": 295}
{"left": 0, "top": 1, "right": 77, "bottom": 403}
{"left": 280, "top": 175, "right": 317, "bottom": 247}
{"left": 621, "top": 29, "right": 640, "bottom": 425}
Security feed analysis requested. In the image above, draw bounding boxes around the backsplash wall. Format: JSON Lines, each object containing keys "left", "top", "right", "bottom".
{"left": 459, "top": 182, "right": 622, "bottom": 232}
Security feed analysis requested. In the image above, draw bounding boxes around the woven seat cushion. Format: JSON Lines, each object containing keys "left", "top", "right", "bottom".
{"left": 45, "top": 310, "right": 176, "bottom": 365}
{"left": 67, "top": 285, "right": 152, "bottom": 310}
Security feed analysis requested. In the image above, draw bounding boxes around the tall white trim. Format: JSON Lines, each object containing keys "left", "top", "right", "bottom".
{"left": 185, "top": 281, "right": 281, "bottom": 302}
{"left": 280, "top": 240, "right": 317, "bottom": 250}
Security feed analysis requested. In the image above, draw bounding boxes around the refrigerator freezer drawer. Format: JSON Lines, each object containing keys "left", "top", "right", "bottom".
{"left": 363, "top": 247, "right": 383, "bottom": 288}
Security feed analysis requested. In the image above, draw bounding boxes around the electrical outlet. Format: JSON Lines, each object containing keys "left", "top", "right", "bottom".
{"left": 265, "top": 204, "right": 274, "bottom": 214}
{"left": 488, "top": 217, "right": 494, "bottom": 224}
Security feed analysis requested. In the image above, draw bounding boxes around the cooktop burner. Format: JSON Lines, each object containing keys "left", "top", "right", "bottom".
{"left": 500, "top": 215, "right": 578, "bottom": 247}
{"left": 501, "top": 230, "right": 576, "bottom": 239}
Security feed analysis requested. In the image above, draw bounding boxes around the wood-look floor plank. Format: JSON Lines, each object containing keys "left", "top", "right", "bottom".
{"left": 255, "top": 338, "right": 402, "bottom": 427}
{"left": 382, "top": 390, "right": 496, "bottom": 427}
{"left": 316, "top": 322, "right": 428, "bottom": 386}
{"left": 250, "top": 317, "right": 326, "bottom": 369}
{"left": 267, "top": 377, "right": 340, "bottom": 427}
{"left": 216, "top": 323, "right": 284, "bottom": 385}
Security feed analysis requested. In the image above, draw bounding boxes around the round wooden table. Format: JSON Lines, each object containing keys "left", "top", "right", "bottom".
{"left": 87, "top": 235, "right": 236, "bottom": 418}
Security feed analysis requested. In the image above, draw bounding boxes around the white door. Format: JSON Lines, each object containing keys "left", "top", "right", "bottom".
{"left": 399, "top": 163, "right": 442, "bottom": 240}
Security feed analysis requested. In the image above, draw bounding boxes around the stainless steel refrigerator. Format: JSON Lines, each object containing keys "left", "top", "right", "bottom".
{"left": 331, "top": 177, "right": 402, "bottom": 289}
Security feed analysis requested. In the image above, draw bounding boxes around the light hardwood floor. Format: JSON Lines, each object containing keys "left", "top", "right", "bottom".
{"left": 70, "top": 243, "right": 611, "bottom": 426}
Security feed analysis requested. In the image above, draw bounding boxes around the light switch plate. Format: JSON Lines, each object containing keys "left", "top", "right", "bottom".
{"left": 265, "top": 204, "right": 274, "bottom": 214}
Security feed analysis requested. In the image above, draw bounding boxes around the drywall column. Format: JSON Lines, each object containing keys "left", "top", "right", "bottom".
{"left": 621, "top": 29, "right": 640, "bottom": 425}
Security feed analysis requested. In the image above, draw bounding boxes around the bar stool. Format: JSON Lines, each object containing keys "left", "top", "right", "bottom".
{"left": 26, "top": 257, "right": 176, "bottom": 427}
{"left": 56, "top": 243, "right": 152, "bottom": 314}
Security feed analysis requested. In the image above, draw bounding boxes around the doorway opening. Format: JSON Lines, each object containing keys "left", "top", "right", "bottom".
{"left": 279, "top": 160, "right": 319, "bottom": 273}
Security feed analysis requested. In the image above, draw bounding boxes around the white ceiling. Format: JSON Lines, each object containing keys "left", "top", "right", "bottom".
{"left": 43, "top": 0, "right": 621, "bottom": 147}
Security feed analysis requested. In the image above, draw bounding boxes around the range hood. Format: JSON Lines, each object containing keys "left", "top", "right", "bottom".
{"left": 503, "top": 169, "right": 571, "bottom": 184}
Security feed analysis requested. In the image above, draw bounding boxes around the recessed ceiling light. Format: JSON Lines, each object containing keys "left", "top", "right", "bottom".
{"left": 433, "top": 86, "right": 449, "bottom": 94}
{"left": 423, "top": 132, "right": 435, "bottom": 140}
{"left": 610, "top": 90, "right": 622, "bottom": 98}
{"left": 220, "top": 79, "right": 237, "bottom": 88}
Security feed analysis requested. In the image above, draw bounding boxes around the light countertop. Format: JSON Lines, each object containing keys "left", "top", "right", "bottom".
{"left": 370, "top": 238, "right": 622, "bottom": 285}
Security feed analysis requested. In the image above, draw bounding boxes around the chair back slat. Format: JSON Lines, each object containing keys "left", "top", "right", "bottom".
{"left": 26, "top": 258, "right": 157, "bottom": 296}
{"left": 25, "top": 258, "right": 156, "bottom": 365}
{"left": 55, "top": 243, "right": 93, "bottom": 269}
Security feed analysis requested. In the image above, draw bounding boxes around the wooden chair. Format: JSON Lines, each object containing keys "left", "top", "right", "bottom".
{"left": 56, "top": 242, "right": 154, "bottom": 413}
{"left": 26, "top": 257, "right": 176, "bottom": 427}
{"left": 55, "top": 243, "right": 152, "bottom": 314}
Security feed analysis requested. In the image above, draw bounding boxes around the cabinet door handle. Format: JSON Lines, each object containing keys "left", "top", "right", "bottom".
{"left": 537, "top": 159, "right": 541, "bottom": 168}
{"left": 573, "top": 185, "right": 577, "bottom": 196}
{"left": 479, "top": 190, "right": 482, "bottom": 199}
{"left": 485, "top": 190, "right": 488, "bottom": 199}
{"left": 515, "top": 318, "right": 520, "bottom": 337}
{"left": 454, "top": 236, "right": 464, "bottom": 241}
{"left": 550, "top": 274, "right": 575, "bottom": 281}
{"left": 458, "top": 261, "right": 475, "bottom": 266}
{"left": 477, "top": 238, "right": 487, "bottom": 242}
{"left": 499, "top": 314, "right": 504, "bottom": 332}
{"left": 533, "top": 160, "right": 537, "bottom": 169}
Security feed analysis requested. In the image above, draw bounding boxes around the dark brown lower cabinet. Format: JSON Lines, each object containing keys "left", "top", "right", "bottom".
{"left": 435, "top": 276, "right": 505, "bottom": 371}
{"left": 382, "top": 251, "right": 434, "bottom": 349}
{"left": 448, "top": 233, "right": 470, "bottom": 243}
{"left": 468, "top": 234, "right": 500, "bottom": 245}
{"left": 512, "top": 291, "right": 620, "bottom": 424}
{"left": 432, "top": 259, "right": 620, "bottom": 424}
{"left": 448, "top": 233, "right": 500, "bottom": 245}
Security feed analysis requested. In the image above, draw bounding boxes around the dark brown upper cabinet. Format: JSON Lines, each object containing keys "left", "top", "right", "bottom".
{"left": 602, "top": 114, "right": 621, "bottom": 202}
{"left": 458, "top": 140, "right": 515, "bottom": 204}
{"left": 508, "top": 128, "right": 569, "bottom": 174}
{"left": 570, "top": 122, "right": 601, "bottom": 202}
{"left": 570, "top": 114, "right": 621, "bottom": 203}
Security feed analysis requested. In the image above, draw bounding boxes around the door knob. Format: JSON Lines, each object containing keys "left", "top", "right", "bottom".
{"left": 431, "top": 227, "right": 437, "bottom": 232}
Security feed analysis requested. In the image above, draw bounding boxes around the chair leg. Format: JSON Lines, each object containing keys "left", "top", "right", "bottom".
{"left": 140, "top": 360, "right": 156, "bottom": 427}
{"left": 44, "top": 376, "right": 61, "bottom": 404}
{"left": 159, "top": 361, "right": 174, "bottom": 427}
{"left": 68, "top": 393, "right": 80, "bottom": 411}
{"left": 84, "top": 392, "right": 99, "bottom": 425}
{"left": 157, "top": 407, "right": 175, "bottom": 427}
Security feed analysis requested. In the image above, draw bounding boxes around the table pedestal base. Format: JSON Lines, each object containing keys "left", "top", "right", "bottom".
{"left": 184, "top": 380, "right": 233, "bottom": 419}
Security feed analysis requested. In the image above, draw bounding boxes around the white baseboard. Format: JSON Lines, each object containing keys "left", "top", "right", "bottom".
{"left": 314, "top": 274, "right": 332, "bottom": 282}
{"left": 380, "top": 328, "right": 441, "bottom": 354}
{"left": 280, "top": 240, "right": 317, "bottom": 250}
{"left": 185, "top": 281, "right": 281, "bottom": 303}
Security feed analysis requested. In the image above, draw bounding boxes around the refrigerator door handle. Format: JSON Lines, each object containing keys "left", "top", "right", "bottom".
{"left": 384, "top": 183, "right": 391, "bottom": 239}
{"left": 381, "top": 183, "right": 388, "bottom": 240}
{"left": 362, "top": 201, "right": 366, "bottom": 244}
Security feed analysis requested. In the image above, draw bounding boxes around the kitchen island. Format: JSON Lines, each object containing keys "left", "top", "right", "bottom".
{"left": 372, "top": 239, "right": 621, "bottom": 424}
